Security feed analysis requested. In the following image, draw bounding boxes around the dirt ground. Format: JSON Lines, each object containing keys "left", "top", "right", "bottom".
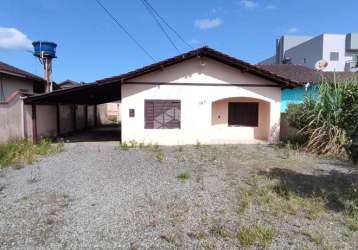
{"left": 0, "top": 142, "right": 357, "bottom": 249}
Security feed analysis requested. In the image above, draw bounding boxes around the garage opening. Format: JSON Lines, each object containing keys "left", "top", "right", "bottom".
{"left": 24, "top": 81, "right": 122, "bottom": 143}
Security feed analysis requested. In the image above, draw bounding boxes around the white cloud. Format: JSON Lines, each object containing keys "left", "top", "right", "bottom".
{"left": 288, "top": 27, "right": 299, "bottom": 33}
{"left": 240, "top": 0, "right": 258, "bottom": 9}
{"left": 0, "top": 28, "right": 32, "bottom": 50}
{"left": 194, "top": 18, "right": 223, "bottom": 30}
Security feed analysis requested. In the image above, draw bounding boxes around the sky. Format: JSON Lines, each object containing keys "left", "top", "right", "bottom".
{"left": 0, "top": 0, "right": 357, "bottom": 83}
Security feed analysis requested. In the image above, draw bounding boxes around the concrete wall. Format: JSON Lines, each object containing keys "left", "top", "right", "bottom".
{"left": 0, "top": 76, "right": 35, "bottom": 101}
{"left": 121, "top": 57, "right": 281, "bottom": 145}
{"left": 97, "top": 102, "right": 121, "bottom": 124}
{"left": 0, "top": 97, "right": 23, "bottom": 142}
{"left": 322, "top": 34, "right": 353, "bottom": 72}
{"left": 36, "top": 105, "right": 57, "bottom": 138}
{"left": 285, "top": 35, "right": 324, "bottom": 69}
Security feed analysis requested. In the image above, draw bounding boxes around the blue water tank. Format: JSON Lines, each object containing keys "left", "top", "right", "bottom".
{"left": 32, "top": 41, "right": 57, "bottom": 58}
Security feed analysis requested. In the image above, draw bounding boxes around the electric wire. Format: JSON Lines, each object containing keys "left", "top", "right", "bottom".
{"left": 141, "top": 0, "right": 193, "bottom": 49}
{"left": 94, "top": 0, "right": 156, "bottom": 62}
{"left": 139, "top": 0, "right": 180, "bottom": 53}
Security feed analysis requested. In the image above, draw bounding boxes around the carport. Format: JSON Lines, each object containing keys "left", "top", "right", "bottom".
{"left": 24, "top": 80, "right": 122, "bottom": 143}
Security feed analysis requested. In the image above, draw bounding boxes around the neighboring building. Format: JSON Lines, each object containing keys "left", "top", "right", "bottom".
{"left": 0, "top": 61, "right": 46, "bottom": 143}
{"left": 25, "top": 47, "right": 302, "bottom": 145}
{"left": 57, "top": 79, "right": 82, "bottom": 89}
{"left": 260, "top": 33, "right": 358, "bottom": 72}
{"left": 0, "top": 61, "right": 46, "bottom": 102}
{"left": 257, "top": 64, "right": 358, "bottom": 111}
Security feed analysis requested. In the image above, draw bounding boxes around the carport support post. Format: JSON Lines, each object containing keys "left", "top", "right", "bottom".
{"left": 31, "top": 104, "right": 37, "bottom": 144}
{"left": 84, "top": 105, "right": 88, "bottom": 129}
{"left": 73, "top": 104, "right": 77, "bottom": 132}
{"left": 56, "top": 103, "right": 60, "bottom": 137}
{"left": 94, "top": 105, "right": 98, "bottom": 127}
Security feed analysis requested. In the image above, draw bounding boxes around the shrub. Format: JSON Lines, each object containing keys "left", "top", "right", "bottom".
{"left": 0, "top": 138, "right": 63, "bottom": 168}
{"left": 287, "top": 77, "right": 358, "bottom": 162}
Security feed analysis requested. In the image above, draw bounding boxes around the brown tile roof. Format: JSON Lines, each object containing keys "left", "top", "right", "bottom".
{"left": 96, "top": 46, "right": 302, "bottom": 88}
{"left": 0, "top": 61, "right": 45, "bottom": 83}
{"left": 257, "top": 64, "right": 358, "bottom": 84}
{"left": 57, "top": 80, "right": 81, "bottom": 88}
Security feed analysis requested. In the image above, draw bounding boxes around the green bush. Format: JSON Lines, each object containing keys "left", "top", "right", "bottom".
{"left": 0, "top": 138, "right": 63, "bottom": 168}
{"left": 286, "top": 76, "right": 358, "bottom": 162}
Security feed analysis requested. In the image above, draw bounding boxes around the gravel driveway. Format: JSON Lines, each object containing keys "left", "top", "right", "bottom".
{"left": 0, "top": 142, "right": 357, "bottom": 249}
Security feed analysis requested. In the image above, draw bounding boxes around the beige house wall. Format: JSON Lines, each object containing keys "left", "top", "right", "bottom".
{"left": 0, "top": 97, "right": 23, "bottom": 142}
{"left": 121, "top": 57, "right": 281, "bottom": 145}
{"left": 0, "top": 76, "right": 35, "bottom": 101}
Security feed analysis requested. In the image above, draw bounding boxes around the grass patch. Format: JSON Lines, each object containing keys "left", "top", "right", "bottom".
{"left": 209, "top": 223, "right": 230, "bottom": 239}
{"left": 156, "top": 152, "right": 165, "bottom": 162}
{"left": 237, "top": 222, "right": 276, "bottom": 248}
{"left": 0, "top": 139, "right": 63, "bottom": 168}
{"left": 239, "top": 176, "right": 326, "bottom": 219}
{"left": 177, "top": 171, "right": 190, "bottom": 181}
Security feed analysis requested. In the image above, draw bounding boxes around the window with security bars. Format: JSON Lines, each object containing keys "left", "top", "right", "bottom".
{"left": 145, "top": 100, "right": 181, "bottom": 129}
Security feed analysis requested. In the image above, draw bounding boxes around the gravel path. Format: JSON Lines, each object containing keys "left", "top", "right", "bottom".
{"left": 0, "top": 142, "right": 356, "bottom": 249}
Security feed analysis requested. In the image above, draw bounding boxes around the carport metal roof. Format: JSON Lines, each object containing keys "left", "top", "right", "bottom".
{"left": 24, "top": 80, "right": 121, "bottom": 105}
{"left": 25, "top": 47, "right": 302, "bottom": 105}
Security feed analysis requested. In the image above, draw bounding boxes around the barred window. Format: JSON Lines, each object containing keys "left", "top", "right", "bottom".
{"left": 145, "top": 100, "right": 181, "bottom": 129}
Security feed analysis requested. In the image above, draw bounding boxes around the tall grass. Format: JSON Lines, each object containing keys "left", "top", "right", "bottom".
{"left": 287, "top": 76, "right": 358, "bottom": 162}
{"left": 0, "top": 139, "right": 64, "bottom": 168}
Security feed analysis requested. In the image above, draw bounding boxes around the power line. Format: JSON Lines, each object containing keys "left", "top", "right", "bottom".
{"left": 139, "top": 0, "right": 180, "bottom": 53}
{"left": 94, "top": 0, "right": 156, "bottom": 62}
{"left": 141, "top": 0, "right": 193, "bottom": 50}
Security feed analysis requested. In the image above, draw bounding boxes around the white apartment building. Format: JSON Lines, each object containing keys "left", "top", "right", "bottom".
{"left": 260, "top": 33, "right": 358, "bottom": 72}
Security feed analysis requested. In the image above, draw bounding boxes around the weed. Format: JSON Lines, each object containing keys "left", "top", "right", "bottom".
{"left": 237, "top": 198, "right": 250, "bottom": 215}
{"left": 0, "top": 139, "right": 63, "bottom": 168}
{"left": 156, "top": 152, "right": 165, "bottom": 162}
{"left": 302, "top": 229, "right": 332, "bottom": 249}
{"left": 195, "top": 140, "right": 201, "bottom": 149}
{"left": 128, "top": 140, "right": 138, "bottom": 148}
{"left": 119, "top": 142, "right": 129, "bottom": 150}
{"left": 177, "top": 171, "right": 190, "bottom": 181}
{"left": 210, "top": 223, "right": 230, "bottom": 239}
{"left": 187, "top": 231, "right": 206, "bottom": 240}
{"left": 237, "top": 222, "right": 276, "bottom": 248}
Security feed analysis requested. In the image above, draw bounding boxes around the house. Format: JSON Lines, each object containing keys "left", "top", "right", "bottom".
{"left": 257, "top": 64, "right": 358, "bottom": 111}
{"left": 260, "top": 33, "right": 358, "bottom": 72}
{"left": 24, "top": 47, "right": 301, "bottom": 145}
{"left": 0, "top": 61, "right": 46, "bottom": 101}
{"left": 57, "top": 79, "right": 82, "bottom": 89}
{"left": 0, "top": 62, "right": 46, "bottom": 143}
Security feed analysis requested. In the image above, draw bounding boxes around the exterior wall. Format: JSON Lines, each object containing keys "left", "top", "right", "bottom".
{"left": 97, "top": 102, "right": 121, "bottom": 124}
{"left": 121, "top": 57, "right": 281, "bottom": 145}
{"left": 281, "top": 85, "right": 318, "bottom": 112}
{"left": 0, "top": 76, "right": 35, "bottom": 101}
{"left": 261, "top": 33, "right": 358, "bottom": 72}
{"left": 87, "top": 105, "right": 95, "bottom": 127}
{"left": 212, "top": 97, "right": 270, "bottom": 141}
{"left": 279, "top": 36, "right": 313, "bottom": 64}
{"left": 259, "top": 56, "right": 275, "bottom": 65}
{"left": 76, "top": 105, "right": 86, "bottom": 130}
{"left": 285, "top": 35, "right": 324, "bottom": 69}
{"left": 36, "top": 105, "right": 57, "bottom": 138}
{"left": 0, "top": 97, "right": 23, "bottom": 142}
{"left": 322, "top": 34, "right": 353, "bottom": 71}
